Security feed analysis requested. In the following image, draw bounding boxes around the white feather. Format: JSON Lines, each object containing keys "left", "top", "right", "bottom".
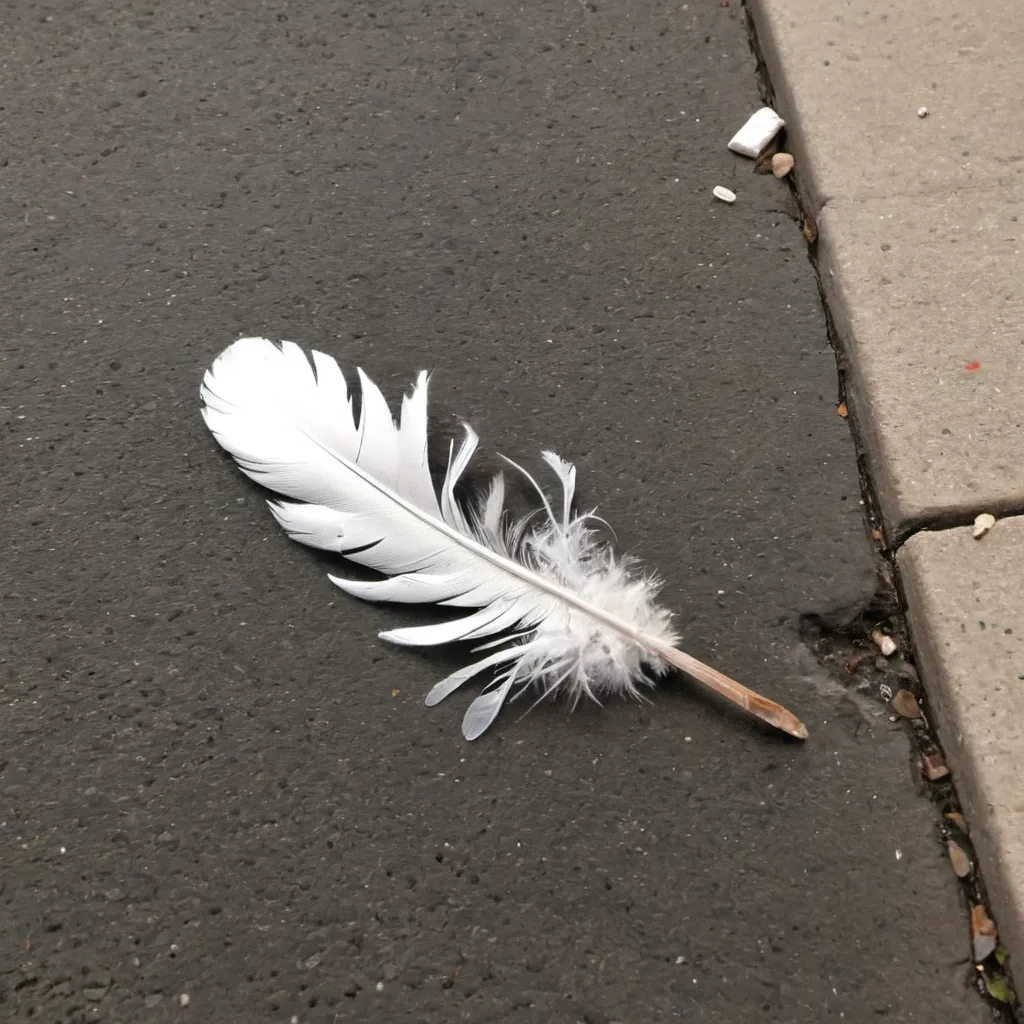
{"left": 200, "top": 337, "right": 808, "bottom": 742}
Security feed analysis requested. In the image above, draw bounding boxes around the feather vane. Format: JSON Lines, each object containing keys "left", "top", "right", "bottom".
{"left": 200, "top": 337, "right": 807, "bottom": 741}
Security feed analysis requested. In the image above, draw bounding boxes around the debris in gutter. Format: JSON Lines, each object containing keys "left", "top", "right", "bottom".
{"left": 891, "top": 689, "right": 921, "bottom": 719}
{"left": 871, "top": 629, "right": 897, "bottom": 657}
{"left": 771, "top": 152, "right": 794, "bottom": 178}
{"left": 972, "top": 513, "right": 995, "bottom": 539}
{"left": 727, "top": 107, "right": 785, "bottom": 158}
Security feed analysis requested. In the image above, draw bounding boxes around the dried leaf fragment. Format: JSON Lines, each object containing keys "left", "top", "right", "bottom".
{"left": 922, "top": 752, "right": 950, "bottom": 781}
{"left": 947, "top": 839, "right": 971, "bottom": 877}
{"left": 971, "top": 904, "right": 998, "bottom": 962}
{"left": 891, "top": 689, "right": 921, "bottom": 719}
{"left": 972, "top": 904, "right": 997, "bottom": 936}
{"left": 944, "top": 811, "right": 968, "bottom": 833}
{"left": 802, "top": 215, "right": 818, "bottom": 243}
{"left": 983, "top": 972, "right": 1016, "bottom": 1003}
{"left": 843, "top": 651, "right": 866, "bottom": 675}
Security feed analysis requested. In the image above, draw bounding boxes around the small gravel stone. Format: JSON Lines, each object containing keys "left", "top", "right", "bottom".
{"left": 871, "top": 629, "right": 897, "bottom": 656}
{"left": 973, "top": 512, "right": 995, "bottom": 539}
{"left": 771, "top": 152, "right": 794, "bottom": 177}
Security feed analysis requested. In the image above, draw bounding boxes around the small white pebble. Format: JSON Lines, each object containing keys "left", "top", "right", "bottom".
{"left": 713, "top": 185, "right": 736, "bottom": 204}
{"left": 895, "top": 849, "right": 903, "bottom": 860}
{"left": 973, "top": 512, "right": 996, "bottom": 539}
{"left": 727, "top": 106, "right": 785, "bottom": 157}
{"left": 375, "top": 981, "right": 384, "bottom": 992}
{"left": 179, "top": 993, "right": 190, "bottom": 1007}
{"left": 917, "top": 106, "right": 929, "bottom": 118}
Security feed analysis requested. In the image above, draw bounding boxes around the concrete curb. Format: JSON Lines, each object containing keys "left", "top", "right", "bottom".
{"left": 747, "top": 0, "right": 1024, "bottom": 996}
{"left": 899, "top": 522, "right": 1024, "bottom": 986}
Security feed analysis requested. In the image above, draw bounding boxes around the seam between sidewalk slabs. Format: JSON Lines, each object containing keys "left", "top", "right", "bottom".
{"left": 740, "top": 1, "right": 1022, "bottom": 1017}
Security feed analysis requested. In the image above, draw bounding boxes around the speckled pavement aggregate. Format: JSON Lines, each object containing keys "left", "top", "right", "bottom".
{"left": 0, "top": 2, "right": 995, "bottom": 1022}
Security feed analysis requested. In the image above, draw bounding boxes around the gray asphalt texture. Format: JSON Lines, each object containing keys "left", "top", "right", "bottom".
{"left": 0, "top": 2, "right": 991, "bottom": 1023}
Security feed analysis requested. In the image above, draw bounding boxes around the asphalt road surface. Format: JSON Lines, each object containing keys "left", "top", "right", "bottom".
{"left": 1, "top": 2, "right": 991, "bottom": 1023}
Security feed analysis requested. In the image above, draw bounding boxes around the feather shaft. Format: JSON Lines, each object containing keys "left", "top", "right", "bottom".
{"left": 306, "top": 428, "right": 805, "bottom": 736}
{"left": 294, "top": 429, "right": 638, "bottom": 634}
{"left": 646, "top": 639, "right": 808, "bottom": 739}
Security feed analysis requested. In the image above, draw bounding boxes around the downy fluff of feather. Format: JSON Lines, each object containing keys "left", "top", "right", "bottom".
{"left": 201, "top": 337, "right": 679, "bottom": 739}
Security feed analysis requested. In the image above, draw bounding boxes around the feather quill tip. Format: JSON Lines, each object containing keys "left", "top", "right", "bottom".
{"left": 761, "top": 703, "right": 808, "bottom": 740}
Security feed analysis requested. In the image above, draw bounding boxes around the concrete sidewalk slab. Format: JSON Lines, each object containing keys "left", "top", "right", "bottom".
{"left": 749, "top": 0, "right": 1024, "bottom": 202}
{"left": 817, "top": 191, "right": 1024, "bottom": 538}
{"left": 748, "top": 0, "right": 1024, "bottom": 540}
{"left": 899, "top": 521, "right": 1024, "bottom": 975}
